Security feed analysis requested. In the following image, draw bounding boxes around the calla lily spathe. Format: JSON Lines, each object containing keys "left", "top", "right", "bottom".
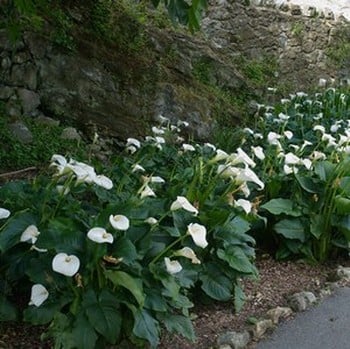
{"left": 20, "top": 225, "right": 40, "bottom": 244}
{"left": 29, "top": 284, "right": 49, "bottom": 307}
{"left": 187, "top": 223, "right": 208, "bottom": 248}
{"left": 164, "top": 257, "right": 182, "bottom": 274}
{"left": 170, "top": 196, "right": 198, "bottom": 216}
{"left": 52, "top": 253, "right": 80, "bottom": 277}
{"left": 234, "top": 199, "right": 252, "bottom": 214}
{"left": 88, "top": 227, "right": 114, "bottom": 244}
{"left": 174, "top": 247, "right": 201, "bottom": 264}
{"left": 140, "top": 185, "right": 156, "bottom": 198}
{"left": 109, "top": 215, "right": 130, "bottom": 231}
{"left": 0, "top": 208, "right": 10, "bottom": 219}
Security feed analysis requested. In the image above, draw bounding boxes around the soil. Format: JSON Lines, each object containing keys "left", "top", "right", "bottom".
{"left": 1, "top": 254, "right": 348, "bottom": 349}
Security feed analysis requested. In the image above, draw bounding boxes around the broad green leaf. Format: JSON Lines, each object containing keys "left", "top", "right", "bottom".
{"left": 228, "top": 216, "right": 251, "bottom": 235}
{"left": 144, "top": 290, "right": 167, "bottom": 312}
{"left": 0, "top": 295, "right": 18, "bottom": 321}
{"left": 133, "top": 309, "right": 160, "bottom": 349}
{"left": 340, "top": 177, "right": 350, "bottom": 196}
{"left": 217, "top": 247, "right": 257, "bottom": 275}
{"left": 0, "top": 211, "right": 36, "bottom": 252}
{"left": 105, "top": 270, "right": 144, "bottom": 306}
{"left": 335, "top": 216, "right": 350, "bottom": 241}
{"left": 200, "top": 273, "right": 232, "bottom": 301}
{"left": 161, "top": 277, "right": 180, "bottom": 300}
{"left": 261, "top": 198, "right": 301, "bottom": 217}
{"left": 274, "top": 219, "right": 305, "bottom": 242}
{"left": 83, "top": 289, "right": 121, "bottom": 344}
{"left": 24, "top": 301, "right": 62, "bottom": 325}
{"left": 314, "top": 161, "right": 335, "bottom": 181}
{"left": 295, "top": 174, "right": 322, "bottom": 194}
{"left": 234, "top": 282, "right": 246, "bottom": 313}
{"left": 72, "top": 312, "right": 98, "bottom": 349}
{"left": 334, "top": 196, "right": 350, "bottom": 215}
{"left": 310, "top": 214, "right": 325, "bottom": 239}
{"left": 159, "top": 314, "right": 196, "bottom": 341}
{"left": 115, "top": 237, "right": 138, "bottom": 265}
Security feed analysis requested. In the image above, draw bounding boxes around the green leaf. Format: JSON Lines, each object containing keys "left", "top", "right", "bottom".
{"left": 72, "top": 312, "right": 98, "bottom": 349}
{"left": 24, "top": 301, "right": 62, "bottom": 325}
{"left": 83, "top": 289, "right": 121, "bottom": 344}
{"left": 274, "top": 219, "right": 305, "bottom": 242}
{"left": 295, "top": 174, "right": 322, "bottom": 194}
{"left": 200, "top": 272, "right": 232, "bottom": 301}
{"left": 335, "top": 216, "right": 350, "bottom": 241}
{"left": 310, "top": 214, "right": 325, "bottom": 239}
{"left": 340, "top": 177, "right": 350, "bottom": 196}
{"left": 115, "top": 237, "right": 139, "bottom": 265}
{"left": 234, "top": 282, "right": 246, "bottom": 313}
{"left": 105, "top": 270, "right": 145, "bottom": 306}
{"left": 334, "top": 196, "right": 350, "bottom": 215}
{"left": 133, "top": 309, "right": 160, "bottom": 348}
{"left": 144, "top": 289, "right": 167, "bottom": 312}
{"left": 0, "top": 211, "right": 36, "bottom": 252}
{"left": 314, "top": 161, "right": 335, "bottom": 181}
{"left": 261, "top": 198, "right": 301, "bottom": 217}
{"left": 217, "top": 247, "right": 257, "bottom": 275}
{"left": 159, "top": 314, "right": 195, "bottom": 341}
{"left": 0, "top": 295, "right": 18, "bottom": 321}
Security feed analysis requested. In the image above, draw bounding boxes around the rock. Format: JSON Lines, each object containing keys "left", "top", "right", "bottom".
{"left": 290, "top": 5, "right": 302, "bottom": 15}
{"left": 288, "top": 291, "right": 317, "bottom": 312}
{"left": 11, "top": 63, "right": 38, "bottom": 90}
{"left": 252, "top": 319, "right": 274, "bottom": 339}
{"left": 336, "top": 266, "right": 350, "bottom": 280}
{"left": 35, "top": 115, "right": 60, "bottom": 127}
{"left": 17, "top": 89, "right": 41, "bottom": 114}
{"left": 0, "top": 86, "right": 15, "bottom": 100}
{"left": 8, "top": 122, "right": 33, "bottom": 144}
{"left": 60, "top": 127, "right": 81, "bottom": 141}
{"left": 218, "top": 345, "right": 232, "bottom": 349}
{"left": 266, "top": 306, "right": 293, "bottom": 324}
{"left": 217, "top": 330, "right": 250, "bottom": 349}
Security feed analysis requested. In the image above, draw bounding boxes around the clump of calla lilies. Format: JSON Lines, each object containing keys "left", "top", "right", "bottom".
{"left": 1, "top": 86, "right": 350, "bottom": 347}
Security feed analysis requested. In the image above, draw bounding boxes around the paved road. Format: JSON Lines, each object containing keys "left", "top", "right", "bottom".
{"left": 256, "top": 287, "right": 350, "bottom": 349}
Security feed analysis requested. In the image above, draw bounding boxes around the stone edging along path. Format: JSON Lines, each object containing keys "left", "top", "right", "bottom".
{"left": 215, "top": 265, "right": 350, "bottom": 349}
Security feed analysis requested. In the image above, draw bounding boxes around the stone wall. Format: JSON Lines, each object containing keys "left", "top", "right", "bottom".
{"left": 0, "top": 1, "right": 349, "bottom": 142}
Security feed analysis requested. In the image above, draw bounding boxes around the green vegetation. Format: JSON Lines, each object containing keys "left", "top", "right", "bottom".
{"left": 326, "top": 23, "right": 350, "bottom": 68}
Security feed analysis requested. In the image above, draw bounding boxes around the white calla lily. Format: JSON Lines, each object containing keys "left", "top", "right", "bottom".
{"left": 109, "top": 215, "right": 130, "bottom": 231}
{"left": 150, "top": 176, "right": 165, "bottom": 183}
{"left": 132, "top": 164, "right": 146, "bottom": 173}
{"left": 170, "top": 196, "right": 198, "bottom": 215}
{"left": 20, "top": 225, "right": 40, "bottom": 244}
{"left": 234, "top": 199, "right": 252, "bottom": 214}
{"left": 93, "top": 175, "right": 113, "bottom": 190}
{"left": 152, "top": 126, "right": 165, "bottom": 135}
{"left": 174, "top": 247, "right": 201, "bottom": 264}
{"left": 284, "top": 152, "right": 301, "bottom": 165}
{"left": 140, "top": 185, "right": 156, "bottom": 198}
{"left": 164, "top": 257, "right": 182, "bottom": 274}
{"left": 229, "top": 148, "right": 256, "bottom": 168}
{"left": 52, "top": 253, "right": 80, "bottom": 277}
{"left": 211, "top": 149, "right": 229, "bottom": 162}
{"left": 144, "top": 217, "right": 158, "bottom": 225}
{"left": 235, "top": 167, "right": 265, "bottom": 190}
{"left": 182, "top": 144, "right": 196, "bottom": 152}
{"left": 251, "top": 146, "right": 265, "bottom": 160}
{"left": 267, "top": 132, "right": 281, "bottom": 145}
{"left": 187, "top": 223, "right": 208, "bottom": 248}
{"left": 0, "top": 208, "right": 10, "bottom": 219}
{"left": 126, "top": 138, "right": 141, "bottom": 148}
{"left": 87, "top": 227, "right": 114, "bottom": 244}
{"left": 29, "top": 284, "right": 49, "bottom": 307}
{"left": 284, "top": 131, "right": 293, "bottom": 139}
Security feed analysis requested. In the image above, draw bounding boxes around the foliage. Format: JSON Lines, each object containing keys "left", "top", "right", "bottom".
{"left": 0, "top": 112, "right": 86, "bottom": 172}
{"left": 239, "top": 87, "right": 350, "bottom": 262}
{"left": 0, "top": 120, "right": 260, "bottom": 347}
{"left": 326, "top": 23, "right": 350, "bottom": 68}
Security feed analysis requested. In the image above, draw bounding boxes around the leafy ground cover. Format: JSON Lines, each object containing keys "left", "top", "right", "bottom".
{"left": 1, "top": 86, "right": 350, "bottom": 348}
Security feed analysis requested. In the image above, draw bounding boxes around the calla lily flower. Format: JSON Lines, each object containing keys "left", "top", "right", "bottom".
{"left": 229, "top": 148, "right": 256, "bottom": 168}
{"left": 164, "top": 257, "right": 182, "bottom": 274}
{"left": 182, "top": 144, "right": 196, "bottom": 152}
{"left": 50, "top": 154, "right": 70, "bottom": 175}
{"left": 144, "top": 217, "right": 158, "bottom": 225}
{"left": 187, "top": 223, "right": 208, "bottom": 248}
{"left": 29, "top": 284, "right": 49, "bottom": 307}
{"left": 152, "top": 126, "right": 165, "bottom": 135}
{"left": 204, "top": 143, "right": 216, "bottom": 151}
{"left": 132, "top": 164, "right": 146, "bottom": 173}
{"left": 150, "top": 176, "right": 165, "bottom": 183}
{"left": 234, "top": 199, "right": 252, "bottom": 214}
{"left": 109, "top": 215, "right": 130, "bottom": 231}
{"left": 267, "top": 132, "right": 281, "bottom": 145}
{"left": 251, "top": 146, "right": 265, "bottom": 160}
{"left": 235, "top": 167, "right": 265, "bottom": 190}
{"left": 52, "top": 253, "right": 80, "bottom": 277}
{"left": 313, "top": 125, "right": 325, "bottom": 133}
{"left": 211, "top": 149, "right": 229, "bottom": 162}
{"left": 284, "top": 152, "right": 301, "bottom": 165}
{"left": 93, "top": 175, "right": 113, "bottom": 190}
{"left": 0, "top": 208, "right": 10, "bottom": 219}
{"left": 56, "top": 185, "right": 70, "bottom": 196}
{"left": 140, "top": 185, "right": 156, "bottom": 198}
{"left": 20, "top": 225, "right": 40, "bottom": 244}
{"left": 88, "top": 227, "right": 114, "bottom": 244}
{"left": 170, "top": 196, "right": 198, "bottom": 216}
{"left": 217, "top": 164, "right": 239, "bottom": 178}
{"left": 309, "top": 151, "right": 327, "bottom": 161}
{"left": 174, "top": 247, "right": 201, "bottom": 264}
{"left": 284, "top": 131, "right": 293, "bottom": 139}
{"left": 126, "top": 138, "right": 141, "bottom": 149}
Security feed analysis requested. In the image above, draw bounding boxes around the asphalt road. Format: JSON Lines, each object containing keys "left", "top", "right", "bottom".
{"left": 256, "top": 287, "right": 350, "bottom": 349}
